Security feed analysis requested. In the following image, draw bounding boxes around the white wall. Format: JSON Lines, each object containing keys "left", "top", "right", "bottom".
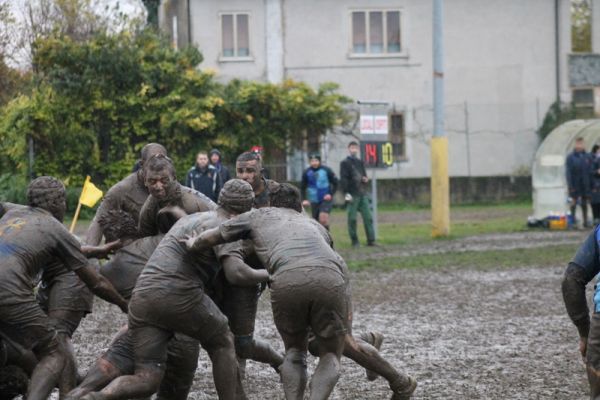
{"left": 180, "top": 0, "right": 570, "bottom": 179}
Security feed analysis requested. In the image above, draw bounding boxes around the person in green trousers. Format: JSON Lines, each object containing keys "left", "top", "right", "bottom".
{"left": 339, "top": 141, "right": 376, "bottom": 247}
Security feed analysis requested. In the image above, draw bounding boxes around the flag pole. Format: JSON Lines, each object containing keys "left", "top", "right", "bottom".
{"left": 69, "top": 176, "right": 89, "bottom": 233}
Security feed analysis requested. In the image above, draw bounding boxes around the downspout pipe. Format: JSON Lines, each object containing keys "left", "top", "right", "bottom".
{"left": 555, "top": 0, "right": 561, "bottom": 104}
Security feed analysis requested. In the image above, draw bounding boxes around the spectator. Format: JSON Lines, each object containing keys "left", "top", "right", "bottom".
{"left": 209, "top": 148, "right": 231, "bottom": 187}
{"left": 185, "top": 151, "right": 221, "bottom": 202}
{"left": 591, "top": 144, "right": 600, "bottom": 225}
{"left": 567, "top": 137, "right": 592, "bottom": 228}
{"left": 340, "top": 141, "right": 375, "bottom": 247}
{"left": 301, "top": 152, "right": 338, "bottom": 230}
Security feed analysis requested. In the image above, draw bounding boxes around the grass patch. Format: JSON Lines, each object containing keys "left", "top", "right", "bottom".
{"left": 346, "top": 243, "right": 579, "bottom": 271}
{"left": 330, "top": 216, "right": 529, "bottom": 249}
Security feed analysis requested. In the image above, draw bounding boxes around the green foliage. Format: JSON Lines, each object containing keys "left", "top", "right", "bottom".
{"left": 572, "top": 0, "right": 592, "bottom": 53}
{"left": 1, "top": 30, "right": 221, "bottom": 187}
{"left": 0, "top": 29, "right": 350, "bottom": 190}
{"left": 216, "top": 79, "right": 351, "bottom": 159}
{"left": 141, "top": 0, "right": 160, "bottom": 28}
{"left": 537, "top": 101, "right": 594, "bottom": 141}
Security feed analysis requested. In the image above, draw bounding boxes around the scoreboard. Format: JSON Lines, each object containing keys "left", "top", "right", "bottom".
{"left": 360, "top": 141, "right": 394, "bottom": 168}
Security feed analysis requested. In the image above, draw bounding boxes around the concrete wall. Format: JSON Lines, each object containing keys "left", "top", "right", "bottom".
{"left": 162, "top": 0, "right": 571, "bottom": 180}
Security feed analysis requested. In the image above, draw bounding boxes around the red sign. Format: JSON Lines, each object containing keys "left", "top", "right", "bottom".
{"left": 360, "top": 141, "right": 394, "bottom": 168}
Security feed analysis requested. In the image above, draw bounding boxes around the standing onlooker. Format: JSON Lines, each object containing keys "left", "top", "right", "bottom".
{"left": 567, "top": 137, "right": 592, "bottom": 228}
{"left": 209, "top": 148, "right": 231, "bottom": 188}
{"left": 301, "top": 152, "right": 338, "bottom": 230}
{"left": 590, "top": 144, "right": 600, "bottom": 226}
{"left": 185, "top": 151, "right": 221, "bottom": 202}
{"left": 340, "top": 141, "right": 375, "bottom": 247}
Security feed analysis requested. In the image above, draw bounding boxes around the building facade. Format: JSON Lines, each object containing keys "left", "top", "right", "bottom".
{"left": 159, "top": 0, "right": 591, "bottom": 181}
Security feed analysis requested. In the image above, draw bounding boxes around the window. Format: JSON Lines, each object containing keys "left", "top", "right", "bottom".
{"left": 221, "top": 13, "right": 250, "bottom": 58}
{"left": 389, "top": 113, "right": 406, "bottom": 160}
{"left": 572, "top": 88, "right": 595, "bottom": 117}
{"left": 351, "top": 10, "right": 402, "bottom": 55}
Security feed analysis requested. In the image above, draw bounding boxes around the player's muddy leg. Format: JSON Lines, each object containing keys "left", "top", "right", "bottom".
{"left": 358, "top": 331, "right": 384, "bottom": 381}
{"left": 588, "top": 365, "right": 600, "bottom": 399}
{"left": 156, "top": 335, "right": 200, "bottom": 400}
{"left": 204, "top": 330, "right": 240, "bottom": 400}
{"left": 28, "top": 345, "right": 66, "bottom": 400}
{"left": 81, "top": 366, "right": 163, "bottom": 400}
{"left": 308, "top": 334, "right": 344, "bottom": 400}
{"left": 65, "top": 358, "right": 123, "bottom": 399}
{"left": 235, "top": 335, "right": 283, "bottom": 372}
{"left": 279, "top": 332, "right": 308, "bottom": 400}
{"left": 343, "top": 334, "right": 416, "bottom": 398}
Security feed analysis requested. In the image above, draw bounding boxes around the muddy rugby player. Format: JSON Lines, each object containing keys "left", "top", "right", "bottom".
{"left": 0, "top": 145, "right": 417, "bottom": 400}
{"left": 183, "top": 183, "right": 416, "bottom": 400}
{"left": 77, "top": 180, "right": 266, "bottom": 400}
{"left": 0, "top": 177, "right": 128, "bottom": 400}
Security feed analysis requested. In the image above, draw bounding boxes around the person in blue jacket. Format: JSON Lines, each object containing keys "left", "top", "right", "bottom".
{"left": 301, "top": 152, "right": 338, "bottom": 230}
{"left": 562, "top": 225, "right": 600, "bottom": 397}
{"left": 567, "top": 137, "right": 592, "bottom": 228}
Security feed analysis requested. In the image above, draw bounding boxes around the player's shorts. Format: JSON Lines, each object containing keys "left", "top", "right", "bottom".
{"left": 128, "top": 288, "right": 228, "bottom": 368}
{"left": 311, "top": 200, "right": 333, "bottom": 220}
{"left": 37, "top": 272, "right": 94, "bottom": 315}
{"left": 0, "top": 300, "right": 59, "bottom": 357}
{"left": 270, "top": 265, "right": 348, "bottom": 339}
{"left": 221, "top": 281, "right": 261, "bottom": 336}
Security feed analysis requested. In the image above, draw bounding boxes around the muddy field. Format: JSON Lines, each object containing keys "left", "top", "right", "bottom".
{"left": 72, "top": 251, "right": 590, "bottom": 399}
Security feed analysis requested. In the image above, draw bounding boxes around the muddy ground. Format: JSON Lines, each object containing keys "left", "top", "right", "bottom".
{"left": 71, "top": 229, "right": 591, "bottom": 399}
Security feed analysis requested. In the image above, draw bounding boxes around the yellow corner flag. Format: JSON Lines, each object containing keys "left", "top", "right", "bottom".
{"left": 80, "top": 176, "right": 103, "bottom": 207}
{"left": 69, "top": 176, "right": 103, "bottom": 233}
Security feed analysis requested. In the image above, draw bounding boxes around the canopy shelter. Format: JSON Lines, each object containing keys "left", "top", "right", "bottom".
{"left": 532, "top": 119, "right": 600, "bottom": 219}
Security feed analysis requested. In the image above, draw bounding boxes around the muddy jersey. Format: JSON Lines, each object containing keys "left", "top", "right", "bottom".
{"left": 217, "top": 239, "right": 262, "bottom": 271}
{"left": 0, "top": 207, "right": 87, "bottom": 305}
{"left": 87, "top": 172, "right": 149, "bottom": 244}
{"left": 138, "top": 184, "right": 216, "bottom": 237}
{"left": 253, "top": 179, "right": 279, "bottom": 209}
{"left": 219, "top": 207, "right": 342, "bottom": 275}
{"left": 134, "top": 211, "right": 224, "bottom": 298}
{"left": 100, "top": 235, "right": 163, "bottom": 299}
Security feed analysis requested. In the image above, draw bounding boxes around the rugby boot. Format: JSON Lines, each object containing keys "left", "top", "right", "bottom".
{"left": 390, "top": 376, "right": 417, "bottom": 400}
{"left": 359, "top": 331, "right": 385, "bottom": 381}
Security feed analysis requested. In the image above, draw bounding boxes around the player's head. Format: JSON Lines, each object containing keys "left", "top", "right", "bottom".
{"left": 236, "top": 152, "right": 262, "bottom": 190}
{"left": 309, "top": 152, "right": 321, "bottom": 168}
{"left": 144, "top": 154, "right": 177, "bottom": 200}
{"left": 140, "top": 143, "right": 167, "bottom": 165}
{"left": 270, "top": 183, "right": 302, "bottom": 212}
{"left": 98, "top": 209, "right": 138, "bottom": 242}
{"left": 218, "top": 179, "right": 255, "bottom": 214}
{"left": 26, "top": 176, "right": 67, "bottom": 222}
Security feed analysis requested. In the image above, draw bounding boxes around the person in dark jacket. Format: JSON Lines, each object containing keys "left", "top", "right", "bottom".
{"left": 340, "top": 141, "right": 375, "bottom": 247}
{"left": 209, "top": 148, "right": 231, "bottom": 188}
{"left": 301, "top": 152, "right": 338, "bottom": 230}
{"left": 185, "top": 151, "right": 221, "bottom": 202}
{"left": 590, "top": 144, "right": 600, "bottom": 226}
{"left": 567, "top": 137, "right": 592, "bottom": 228}
{"left": 562, "top": 226, "right": 600, "bottom": 397}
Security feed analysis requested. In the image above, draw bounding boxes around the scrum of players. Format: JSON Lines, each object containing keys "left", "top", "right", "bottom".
{"left": 0, "top": 143, "right": 417, "bottom": 400}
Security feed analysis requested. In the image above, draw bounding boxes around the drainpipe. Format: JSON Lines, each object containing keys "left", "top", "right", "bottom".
{"left": 555, "top": 0, "right": 561, "bottom": 104}
{"left": 187, "top": 0, "right": 192, "bottom": 47}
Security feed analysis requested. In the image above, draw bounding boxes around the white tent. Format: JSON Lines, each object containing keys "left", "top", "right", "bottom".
{"left": 532, "top": 119, "right": 600, "bottom": 219}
